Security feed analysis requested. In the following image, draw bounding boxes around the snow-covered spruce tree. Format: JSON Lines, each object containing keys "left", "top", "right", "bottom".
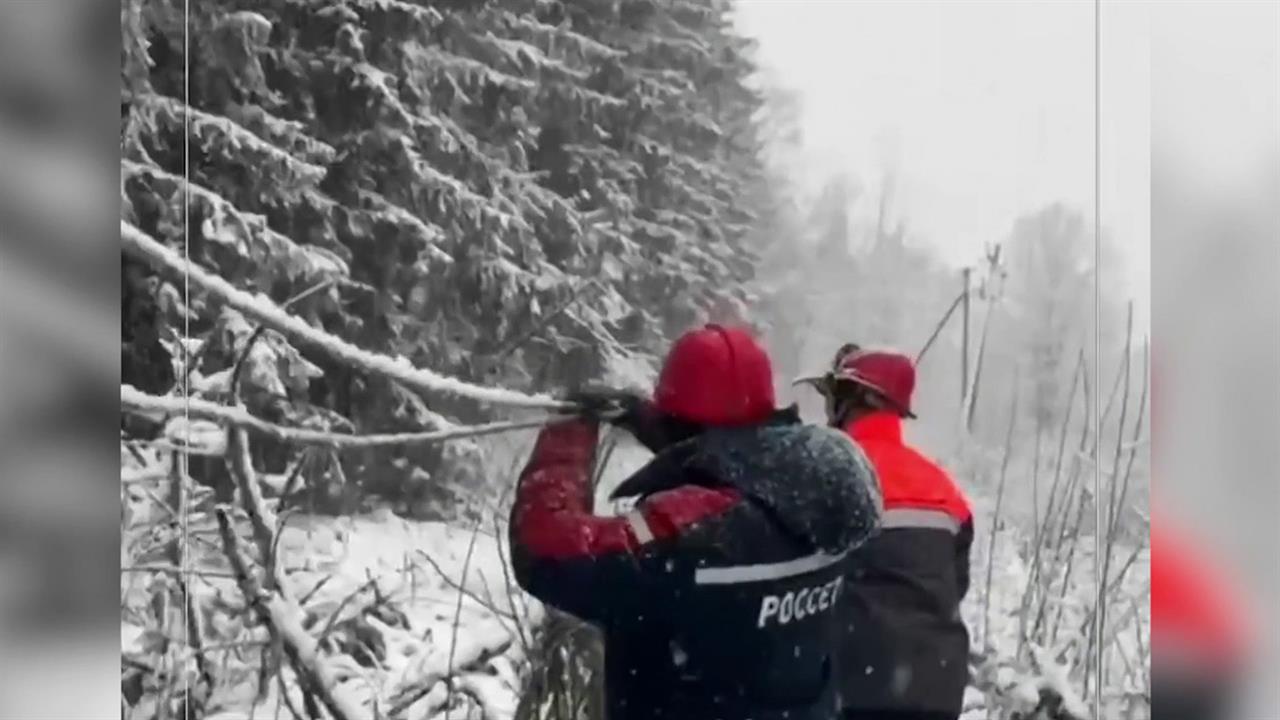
{"left": 121, "top": 0, "right": 774, "bottom": 517}
{"left": 738, "top": 72, "right": 808, "bottom": 384}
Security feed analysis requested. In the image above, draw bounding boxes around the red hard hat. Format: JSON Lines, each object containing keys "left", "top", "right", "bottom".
{"left": 653, "top": 324, "right": 777, "bottom": 426}
{"left": 833, "top": 348, "right": 917, "bottom": 418}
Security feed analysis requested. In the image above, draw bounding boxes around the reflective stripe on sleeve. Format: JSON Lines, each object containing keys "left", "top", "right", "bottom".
{"left": 626, "top": 509, "right": 655, "bottom": 544}
{"left": 880, "top": 507, "right": 962, "bottom": 534}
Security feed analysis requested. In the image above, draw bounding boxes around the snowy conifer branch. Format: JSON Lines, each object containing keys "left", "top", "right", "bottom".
{"left": 121, "top": 385, "right": 556, "bottom": 448}
{"left": 121, "top": 220, "right": 576, "bottom": 412}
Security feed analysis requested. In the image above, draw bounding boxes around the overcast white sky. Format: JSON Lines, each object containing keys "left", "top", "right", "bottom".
{"left": 735, "top": 1, "right": 1154, "bottom": 325}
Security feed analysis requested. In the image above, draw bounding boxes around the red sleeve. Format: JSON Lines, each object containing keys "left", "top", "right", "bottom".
{"left": 509, "top": 420, "right": 740, "bottom": 622}
{"left": 512, "top": 419, "right": 740, "bottom": 560}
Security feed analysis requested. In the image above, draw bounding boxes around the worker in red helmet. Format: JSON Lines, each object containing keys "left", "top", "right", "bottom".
{"left": 798, "top": 345, "right": 973, "bottom": 720}
{"left": 510, "top": 324, "right": 882, "bottom": 720}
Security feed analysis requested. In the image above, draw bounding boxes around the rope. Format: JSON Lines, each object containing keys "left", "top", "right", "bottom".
{"left": 915, "top": 288, "right": 968, "bottom": 365}
{"left": 122, "top": 385, "right": 558, "bottom": 448}
{"left": 121, "top": 220, "right": 576, "bottom": 413}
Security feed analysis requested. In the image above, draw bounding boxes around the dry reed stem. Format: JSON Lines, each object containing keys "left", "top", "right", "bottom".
{"left": 1017, "top": 349, "right": 1085, "bottom": 659}
{"left": 981, "top": 365, "right": 1019, "bottom": 651}
{"left": 1089, "top": 302, "right": 1136, "bottom": 694}
{"left": 444, "top": 521, "right": 484, "bottom": 720}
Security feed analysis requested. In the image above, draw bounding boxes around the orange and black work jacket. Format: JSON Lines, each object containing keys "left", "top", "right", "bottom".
{"left": 836, "top": 412, "right": 974, "bottom": 716}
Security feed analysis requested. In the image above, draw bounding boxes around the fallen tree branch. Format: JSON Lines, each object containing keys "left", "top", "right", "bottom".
{"left": 167, "top": 453, "right": 214, "bottom": 700}
{"left": 215, "top": 506, "right": 371, "bottom": 720}
{"left": 226, "top": 427, "right": 285, "bottom": 592}
{"left": 122, "top": 220, "right": 574, "bottom": 413}
{"left": 122, "top": 385, "right": 557, "bottom": 447}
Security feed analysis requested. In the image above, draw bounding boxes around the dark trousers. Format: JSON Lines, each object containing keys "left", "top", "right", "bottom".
{"left": 844, "top": 707, "right": 957, "bottom": 712}
{"left": 1151, "top": 676, "right": 1235, "bottom": 720}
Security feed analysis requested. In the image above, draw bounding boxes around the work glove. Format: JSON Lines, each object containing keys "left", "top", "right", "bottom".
{"left": 564, "top": 387, "right": 645, "bottom": 423}
{"left": 565, "top": 388, "right": 666, "bottom": 450}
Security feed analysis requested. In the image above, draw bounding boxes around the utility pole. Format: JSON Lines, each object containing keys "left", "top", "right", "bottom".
{"left": 964, "top": 244, "right": 1005, "bottom": 434}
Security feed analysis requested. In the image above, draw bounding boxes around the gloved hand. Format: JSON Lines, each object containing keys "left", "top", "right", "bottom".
{"left": 566, "top": 388, "right": 675, "bottom": 448}
{"left": 565, "top": 388, "right": 646, "bottom": 423}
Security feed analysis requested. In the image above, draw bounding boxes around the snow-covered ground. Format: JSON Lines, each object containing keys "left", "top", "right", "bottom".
{"left": 961, "top": 521, "right": 1150, "bottom": 720}
{"left": 122, "top": 435, "right": 1147, "bottom": 720}
{"left": 122, "top": 462, "right": 545, "bottom": 719}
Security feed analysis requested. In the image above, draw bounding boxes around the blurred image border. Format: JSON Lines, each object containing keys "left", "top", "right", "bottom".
{"left": 0, "top": 0, "right": 123, "bottom": 717}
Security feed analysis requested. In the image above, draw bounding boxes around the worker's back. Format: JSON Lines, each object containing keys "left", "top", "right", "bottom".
{"left": 836, "top": 411, "right": 973, "bottom": 719}
{"left": 509, "top": 325, "right": 883, "bottom": 720}
{"left": 514, "top": 413, "right": 881, "bottom": 720}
